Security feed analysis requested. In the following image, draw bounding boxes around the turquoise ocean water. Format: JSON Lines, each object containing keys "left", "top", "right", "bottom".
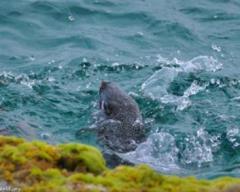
{"left": 0, "top": 0, "right": 240, "bottom": 178}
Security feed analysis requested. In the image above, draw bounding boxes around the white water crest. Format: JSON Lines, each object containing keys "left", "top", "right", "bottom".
{"left": 156, "top": 55, "right": 222, "bottom": 73}
{"left": 141, "top": 55, "right": 222, "bottom": 110}
{"left": 0, "top": 71, "right": 38, "bottom": 89}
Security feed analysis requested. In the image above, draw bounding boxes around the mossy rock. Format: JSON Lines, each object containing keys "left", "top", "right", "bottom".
{"left": 0, "top": 136, "right": 106, "bottom": 186}
{"left": 58, "top": 143, "right": 106, "bottom": 174}
{"left": 0, "top": 136, "right": 240, "bottom": 192}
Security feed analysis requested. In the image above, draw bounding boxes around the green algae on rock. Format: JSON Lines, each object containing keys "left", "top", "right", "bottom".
{"left": 0, "top": 136, "right": 106, "bottom": 185}
{"left": 0, "top": 136, "right": 240, "bottom": 192}
{"left": 58, "top": 143, "right": 106, "bottom": 174}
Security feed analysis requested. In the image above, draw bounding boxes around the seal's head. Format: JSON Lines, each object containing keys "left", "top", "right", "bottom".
{"left": 99, "top": 80, "right": 141, "bottom": 123}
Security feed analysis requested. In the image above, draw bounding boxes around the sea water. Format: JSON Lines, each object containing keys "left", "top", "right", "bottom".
{"left": 0, "top": 0, "right": 240, "bottom": 179}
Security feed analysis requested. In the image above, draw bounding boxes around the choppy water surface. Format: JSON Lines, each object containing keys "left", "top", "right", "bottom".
{"left": 1, "top": 0, "right": 240, "bottom": 178}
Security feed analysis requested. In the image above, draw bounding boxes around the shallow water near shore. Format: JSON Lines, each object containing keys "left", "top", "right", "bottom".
{"left": 0, "top": 0, "right": 240, "bottom": 179}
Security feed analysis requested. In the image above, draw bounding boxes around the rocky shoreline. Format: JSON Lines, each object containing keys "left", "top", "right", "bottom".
{"left": 0, "top": 135, "right": 239, "bottom": 192}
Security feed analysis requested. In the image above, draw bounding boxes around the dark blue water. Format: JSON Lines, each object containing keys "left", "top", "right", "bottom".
{"left": 0, "top": 0, "right": 240, "bottom": 178}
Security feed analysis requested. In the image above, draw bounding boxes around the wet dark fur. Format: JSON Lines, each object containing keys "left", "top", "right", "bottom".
{"left": 97, "top": 81, "right": 146, "bottom": 152}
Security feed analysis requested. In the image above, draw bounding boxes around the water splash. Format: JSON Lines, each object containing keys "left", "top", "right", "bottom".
{"left": 156, "top": 55, "right": 222, "bottom": 72}
{"left": 180, "top": 128, "right": 215, "bottom": 168}
{"left": 119, "top": 132, "right": 180, "bottom": 173}
{"left": 0, "top": 72, "right": 39, "bottom": 89}
{"left": 211, "top": 44, "right": 222, "bottom": 52}
{"left": 142, "top": 55, "right": 222, "bottom": 110}
{"left": 141, "top": 67, "right": 178, "bottom": 99}
{"left": 226, "top": 126, "right": 240, "bottom": 148}
{"left": 161, "top": 81, "right": 209, "bottom": 111}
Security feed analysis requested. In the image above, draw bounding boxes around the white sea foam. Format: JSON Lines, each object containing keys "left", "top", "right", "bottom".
{"left": 0, "top": 71, "right": 40, "bottom": 89}
{"left": 211, "top": 44, "right": 222, "bottom": 52}
{"left": 180, "top": 128, "right": 214, "bottom": 167}
{"left": 162, "top": 81, "right": 208, "bottom": 111}
{"left": 120, "top": 128, "right": 220, "bottom": 172}
{"left": 119, "top": 132, "right": 180, "bottom": 173}
{"left": 226, "top": 126, "right": 240, "bottom": 148}
{"left": 16, "top": 74, "right": 37, "bottom": 89}
{"left": 68, "top": 15, "right": 75, "bottom": 21}
{"left": 156, "top": 55, "right": 222, "bottom": 72}
{"left": 142, "top": 55, "right": 222, "bottom": 110}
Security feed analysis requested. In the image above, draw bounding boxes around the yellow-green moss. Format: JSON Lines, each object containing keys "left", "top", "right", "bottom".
{"left": 0, "top": 136, "right": 240, "bottom": 192}
{"left": 58, "top": 143, "right": 106, "bottom": 174}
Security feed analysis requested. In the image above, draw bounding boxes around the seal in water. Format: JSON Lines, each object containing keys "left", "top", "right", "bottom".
{"left": 97, "top": 81, "right": 146, "bottom": 152}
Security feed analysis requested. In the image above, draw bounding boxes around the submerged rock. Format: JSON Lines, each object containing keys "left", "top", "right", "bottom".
{"left": 0, "top": 136, "right": 240, "bottom": 191}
